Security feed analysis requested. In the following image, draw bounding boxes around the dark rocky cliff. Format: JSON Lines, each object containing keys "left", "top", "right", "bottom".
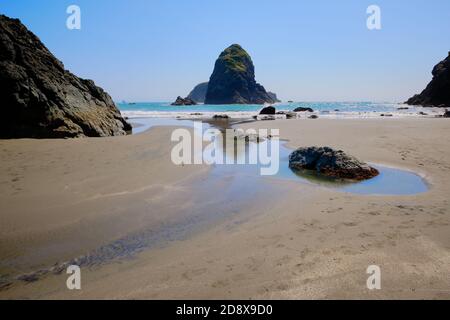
{"left": 267, "top": 91, "right": 281, "bottom": 103}
{"left": 0, "top": 14, "right": 131, "bottom": 138}
{"left": 406, "top": 52, "right": 450, "bottom": 108}
{"left": 204, "top": 44, "right": 277, "bottom": 105}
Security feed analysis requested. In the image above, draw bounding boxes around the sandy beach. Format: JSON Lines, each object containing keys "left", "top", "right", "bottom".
{"left": 0, "top": 117, "right": 449, "bottom": 299}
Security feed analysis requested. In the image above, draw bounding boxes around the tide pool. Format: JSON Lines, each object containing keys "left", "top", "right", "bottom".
{"left": 130, "top": 118, "right": 429, "bottom": 196}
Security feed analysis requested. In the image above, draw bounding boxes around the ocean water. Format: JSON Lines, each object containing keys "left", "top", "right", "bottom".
{"left": 118, "top": 101, "right": 439, "bottom": 119}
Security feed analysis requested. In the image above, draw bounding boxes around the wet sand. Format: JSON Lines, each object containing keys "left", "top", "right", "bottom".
{"left": 0, "top": 118, "right": 449, "bottom": 299}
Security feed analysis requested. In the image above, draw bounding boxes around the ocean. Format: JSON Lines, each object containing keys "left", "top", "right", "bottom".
{"left": 117, "top": 101, "right": 438, "bottom": 119}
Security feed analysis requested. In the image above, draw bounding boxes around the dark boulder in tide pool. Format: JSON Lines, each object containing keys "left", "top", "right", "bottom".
{"left": 289, "top": 147, "right": 379, "bottom": 181}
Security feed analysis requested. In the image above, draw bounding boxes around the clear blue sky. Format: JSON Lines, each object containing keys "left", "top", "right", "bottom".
{"left": 1, "top": 0, "right": 449, "bottom": 102}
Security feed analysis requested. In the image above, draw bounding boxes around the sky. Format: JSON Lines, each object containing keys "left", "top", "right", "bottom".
{"left": 1, "top": 0, "right": 449, "bottom": 102}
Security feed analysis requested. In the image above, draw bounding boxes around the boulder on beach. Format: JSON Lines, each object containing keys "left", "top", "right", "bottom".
{"left": 171, "top": 96, "right": 197, "bottom": 106}
{"left": 289, "top": 146, "right": 379, "bottom": 181}
{"left": 260, "top": 106, "right": 276, "bottom": 115}
{"left": 309, "top": 115, "right": 319, "bottom": 119}
{"left": 406, "top": 52, "right": 450, "bottom": 108}
{"left": 0, "top": 14, "right": 132, "bottom": 138}
{"left": 212, "top": 114, "right": 229, "bottom": 119}
{"left": 259, "top": 115, "right": 276, "bottom": 121}
{"left": 277, "top": 111, "right": 297, "bottom": 119}
{"left": 205, "top": 44, "right": 278, "bottom": 104}
{"left": 294, "top": 107, "right": 314, "bottom": 113}
{"left": 443, "top": 110, "right": 450, "bottom": 118}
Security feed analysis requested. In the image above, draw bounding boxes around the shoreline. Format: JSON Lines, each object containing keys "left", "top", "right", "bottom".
{"left": 119, "top": 102, "right": 447, "bottom": 121}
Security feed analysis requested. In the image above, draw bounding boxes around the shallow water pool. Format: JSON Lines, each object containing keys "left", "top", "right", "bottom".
{"left": 130, "top": 117, "right": 429, "bottom": 196}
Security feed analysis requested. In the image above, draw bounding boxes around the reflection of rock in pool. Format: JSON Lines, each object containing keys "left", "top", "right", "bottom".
{"left": 129, "top": 118, "right": 428, "bottom": 196}
{"left": 289, "top": 167, "right": 361, "bottom": 186}
{"left": 277, "top": 143, "right": 427, "bottom": 195}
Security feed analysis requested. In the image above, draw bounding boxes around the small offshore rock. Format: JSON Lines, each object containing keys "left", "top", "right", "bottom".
{"left": 294, "top": 107, "right": 314, "bottom": 112}
{"left": 171, "top": 96, "right": 197, "bottom": 106}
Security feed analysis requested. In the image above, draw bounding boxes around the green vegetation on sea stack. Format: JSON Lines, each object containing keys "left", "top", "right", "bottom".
{"left": 205, "top": 44, "right": 277, "bottom": 105}
{"left": 219, "top": 44, "right": 251, "bottom": 73}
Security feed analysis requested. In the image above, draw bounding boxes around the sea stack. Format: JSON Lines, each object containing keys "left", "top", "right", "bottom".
{"left": 0, "top": 15, "right": 131, "bottom": 138}
{"left": 187, "top": 82, "right": 209, "bottom": 103}
{"left": 205, "top": 44, "right": 277, "bottom": 105}
{"left": 406, "top": 52, "right": 450, "bottom": 108}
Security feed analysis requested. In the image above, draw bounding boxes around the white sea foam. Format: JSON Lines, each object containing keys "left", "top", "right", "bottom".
{"left": 121, "top": 105, "right": 443, "bottom": 120}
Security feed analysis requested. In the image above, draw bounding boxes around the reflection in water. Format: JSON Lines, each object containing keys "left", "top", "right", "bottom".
{"left": 130, "top": 117, "right": 429, "bottom": 196}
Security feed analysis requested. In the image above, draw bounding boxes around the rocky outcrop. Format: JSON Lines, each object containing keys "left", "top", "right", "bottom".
{"left": 289, "top": 147, "right": 379, "bottom": 181}
{"left": 406, "top": 52, "right": 450, "bottom": 108}
{"left": 212, "top": 114, "right": 229, "bottom": 119}
{"left": 294, "top": 107, "right": 314, "bottom": 112}
{"left": 171, "top": 96, "right": 197, "bottom": 106}
{"left": 276, "top": 111, "right": 297, "bottom": 119}
{"left": 187, "top": 82, "right": 209, "bottom": 103}
{"left": 0, "top": 14, "right": 131, "bottom": 139}
{"left": 205, "top": 44, "right": 277, "bottom": 105}
{"left": 260, "top": 106, "right": 276, "bottom": 115}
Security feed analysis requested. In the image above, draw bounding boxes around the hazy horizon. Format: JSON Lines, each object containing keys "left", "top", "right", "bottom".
{"left": 2, "top": 0, "right": 449, "bottom": 102}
